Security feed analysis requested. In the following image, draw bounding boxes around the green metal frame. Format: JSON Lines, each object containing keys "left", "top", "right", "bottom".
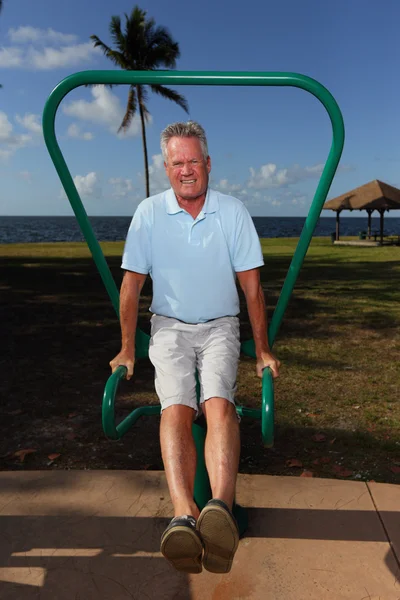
{"left": 43, "top": 70, "right": 344, "bottom": 534}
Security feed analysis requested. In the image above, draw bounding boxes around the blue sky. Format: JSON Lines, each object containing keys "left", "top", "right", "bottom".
{"left": 0, "top": 0, "right": 399, "bottom": 216}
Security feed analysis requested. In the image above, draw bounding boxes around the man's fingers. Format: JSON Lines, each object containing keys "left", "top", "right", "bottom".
{"left": 126, "top": 362, "right": 134, "bottom": 380}
{"left": 270, "top": 362, "right": 279, "bottom": 378}
{"left": 109, "top": 358, "right": 134, "bottom": 379}
{"left": 258, "top": 361, "right": 280, "bottom": 379}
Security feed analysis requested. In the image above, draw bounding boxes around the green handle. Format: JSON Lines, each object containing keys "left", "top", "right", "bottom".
{"left": 102, "top": 365, "right": 160, "bottom": 440}
{"left": 261, "top": 368, "right": 274, "bottom": 447}
{"left": 235, "top": 367, "right": 273, "bottom": 445}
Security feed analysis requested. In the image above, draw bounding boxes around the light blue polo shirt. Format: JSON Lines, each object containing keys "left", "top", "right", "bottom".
{"left": 121, "top": 187, "right": 264, "bottom": 323}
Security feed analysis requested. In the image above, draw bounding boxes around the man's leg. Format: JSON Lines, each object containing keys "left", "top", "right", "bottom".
{"left": 195, "top": 317, "right": 241, "bottom": 573}
{"left": 202, "top": 397, "right": 240, "bottom": 510}
{"left": 159, "top": 405, "right": 203, "bottom": 573}
{"left": 149, "top": 317, "right": 203, "bottom": 573}
{"left": 197, "top": 396, "right": 240, "bottom": 573}
{"left": 160, "top": 404, "right": 200, "bottom": 519}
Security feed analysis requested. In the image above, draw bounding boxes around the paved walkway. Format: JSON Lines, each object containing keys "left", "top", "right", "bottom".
{"left": 0, "top": 471, "right": 399, "bottom": 599}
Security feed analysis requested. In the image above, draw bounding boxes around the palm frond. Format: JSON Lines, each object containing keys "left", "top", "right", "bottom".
{"left": 150, "top": 85, "right": 189, "bottom": 113}
{"left": 137, "top": 85, "right": 151, "bottom": 122}
{"left": 90, "top": 35, "right": 112, "bottom": 54}
{"left": 143, "top": 25, "right": 180, "bottom": 69}
{"left": 109, "top": 16, "right": 127, "bottom": 54}
{"left": 90, "top": 35, "right": 128, "bottom": 69}
{"left": 118, "top": 86, "right": 137, "bottom": 132}
{"left": 124, "top": 7, "right": 147, "bottom": 68}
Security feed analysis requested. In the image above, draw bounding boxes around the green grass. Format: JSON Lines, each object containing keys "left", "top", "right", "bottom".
{"left": 1, "top": 238, "right": 399, "bottom": 482}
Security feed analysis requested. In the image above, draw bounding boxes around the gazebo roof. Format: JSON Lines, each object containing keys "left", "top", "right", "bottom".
{"left": 323, "top": 180, "right": 400, "bottom": 212}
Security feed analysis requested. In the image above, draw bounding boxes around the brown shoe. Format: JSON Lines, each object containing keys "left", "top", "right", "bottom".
{"left": 197, "top": 499, "right": 239, "bottom": 573}
{"left": 161, "top": 515, "right": 203, "bottom": 574}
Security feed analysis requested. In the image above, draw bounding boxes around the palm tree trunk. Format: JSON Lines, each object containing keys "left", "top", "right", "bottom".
{"left": 137, "top": 87, "right": 150, "bottom": 198}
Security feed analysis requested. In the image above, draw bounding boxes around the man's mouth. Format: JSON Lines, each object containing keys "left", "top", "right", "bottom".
{"left": 181, "top": 179, "right": 196, "bottom": 184}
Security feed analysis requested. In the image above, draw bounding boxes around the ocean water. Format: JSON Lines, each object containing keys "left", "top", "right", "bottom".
{"left": 1, "top": 215, "right": 400, "bottom": 244}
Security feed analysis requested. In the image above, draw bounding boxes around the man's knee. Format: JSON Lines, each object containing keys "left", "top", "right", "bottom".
{"left": 203, "top": 397, "right": 237, "bottom": 422}
{"left": 161, "top": 404, "right": 196, "bottom": 426}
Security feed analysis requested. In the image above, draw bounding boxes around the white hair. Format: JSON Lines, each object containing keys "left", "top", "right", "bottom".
{"left": 160, "top": 121, "right": 209, "bottom": 162}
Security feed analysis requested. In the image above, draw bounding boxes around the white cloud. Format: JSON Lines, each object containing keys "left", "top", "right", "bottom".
{"left": 213, "top": 179, "right": 242, "bottom": 194}
{"left": 18, "top": 170, "right": 33, "bottom": 182}
{"left": 0, "top": 111, "right": 32, "bottom": 157}
{"left": 0, "top": 111, "right": 13, "bottom": 140}
{"left": 67, "top": 123, "right": 94, "bottom": 141}
{"left": 291, "top": 195, "right": 307, "bottom": 205}
{"left": 0, "top": 149, "right": 12, "bottom": 160}
{"left": 27, "top": 42, "right": 99, "bottom": 70}
{"left": 73, "top": 172, "right": 100, "bottom": 198}
{"left": 147, "top": 153, "right": 169, "bottom": 194}
{"left": 0, "top": 47, "right": 23, "bottom": 68}
{"left": 16, "top": 113, "right": 42, "bottom": 135}
{"left": 247, "top": 162, "right": 324, "bottom": 189}
{"left": 109, "top": 178, "right": 133, "bottom": 198}
{"left": 63, "top": 86, "right": 143, "bottom": 137}
{"left": 9, "top": 26, "right": 78, "bottom": 45}
{"left": 0, "top": 27, "right": 99, "bottom": 69}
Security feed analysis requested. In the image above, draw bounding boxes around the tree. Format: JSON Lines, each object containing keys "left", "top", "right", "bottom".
{"left": 91, "top": 7, "right": 189, "bottom": 198}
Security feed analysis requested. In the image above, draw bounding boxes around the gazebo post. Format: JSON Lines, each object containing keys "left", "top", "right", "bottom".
{"left": 367, "top": 208, "right": 373, "bottom": 238}
{"left": 336, "top": 209, "right": 341, "bottom": 240}
{"left": 378, "top": 208, "right": 384, "bottom": 244}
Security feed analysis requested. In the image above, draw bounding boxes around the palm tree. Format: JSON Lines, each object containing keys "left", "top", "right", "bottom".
{"left": 91, "top": 7, "right": 189, "bottom": 198}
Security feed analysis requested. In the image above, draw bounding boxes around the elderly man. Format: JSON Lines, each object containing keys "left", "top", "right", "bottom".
{"left": 110, "top": 121, "right": 280, "bottom": 574}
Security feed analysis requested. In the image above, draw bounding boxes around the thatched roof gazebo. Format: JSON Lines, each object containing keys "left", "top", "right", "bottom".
{"left": 323, "top": 180, "right": 400, "bottom": 243}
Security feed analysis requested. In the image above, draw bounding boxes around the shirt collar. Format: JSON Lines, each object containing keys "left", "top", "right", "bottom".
{"left": 165, "top": 187, "right": 219, "bottom": 215}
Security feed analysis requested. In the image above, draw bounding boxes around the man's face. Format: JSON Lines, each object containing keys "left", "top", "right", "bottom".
{"left": 164, "top": 136, "right": 211, "bottom": 201}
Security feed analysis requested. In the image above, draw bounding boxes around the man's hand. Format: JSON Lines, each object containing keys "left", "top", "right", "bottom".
{"left": 109, "top": 351, "right": 135, "bottom": 380}
{"left": 256, "top": 351, "right": 281, "bottom": 379}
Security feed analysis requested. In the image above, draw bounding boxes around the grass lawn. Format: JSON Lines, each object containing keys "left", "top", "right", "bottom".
{"left": 0, "top": 237, "right": 399, "bottom": 483}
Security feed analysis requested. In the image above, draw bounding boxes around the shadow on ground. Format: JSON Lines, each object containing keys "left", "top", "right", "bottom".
{"left": 0, "top": 506, "right": 399, "bottom": 599}
{"left": 0, "top": 253, "right": 399, "bottom": 483}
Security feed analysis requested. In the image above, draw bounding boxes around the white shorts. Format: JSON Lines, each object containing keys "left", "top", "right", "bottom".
{"left": 148, "top": 315, "right": 240, "bottom": 415}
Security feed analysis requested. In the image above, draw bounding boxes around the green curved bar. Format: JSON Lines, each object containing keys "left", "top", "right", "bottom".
{"left": 102, "top": 365, "right": 160, "bottom": 440}
{"left": 43, "top": 70, "right": 344, "bottom": 349}
{"left": 235, "top": 367, "right": 273, "bottom": 447}
{"left": 261, "top": 368, "right": 274, "bottom": 447}
{"left": 43, "top": 70, "right": 344, "bottom": 446}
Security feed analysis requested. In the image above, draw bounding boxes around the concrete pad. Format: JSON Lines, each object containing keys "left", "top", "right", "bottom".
{"left": 0, "top": 471, "right": 398, "bottom": 599}
{"left": 368, "top": 482, "right": 400, "bottom": 564}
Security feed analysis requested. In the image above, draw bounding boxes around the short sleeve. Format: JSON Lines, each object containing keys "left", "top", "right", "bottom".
{"left": 232, "top": 204, "right": 264, "bottom": 272}
{"left": 121, "top": 202, "right": 152, "bottom": 274}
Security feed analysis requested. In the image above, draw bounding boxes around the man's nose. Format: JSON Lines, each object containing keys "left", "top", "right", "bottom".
{"left": 181, "top": 162, "right": 193, "bottom": 175}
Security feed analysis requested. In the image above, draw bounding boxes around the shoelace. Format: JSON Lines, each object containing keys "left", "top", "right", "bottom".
{"left": 171, "top": 515, "right": 196, "bottom": 528}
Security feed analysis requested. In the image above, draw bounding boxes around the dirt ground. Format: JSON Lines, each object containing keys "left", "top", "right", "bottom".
{"left": 1, "top": 245, "right": 399, "bottom": 484}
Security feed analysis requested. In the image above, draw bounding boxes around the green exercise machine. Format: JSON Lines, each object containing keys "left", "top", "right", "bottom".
{"left": 43, "top": 71, "right": 344, "bottom": 535}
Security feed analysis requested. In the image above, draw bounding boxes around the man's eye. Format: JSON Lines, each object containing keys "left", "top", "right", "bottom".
{"left": 191, "top": 160, "right": 198, "bottom": 165}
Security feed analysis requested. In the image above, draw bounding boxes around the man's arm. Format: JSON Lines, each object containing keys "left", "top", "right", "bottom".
{"left": 109, "top": 270, "right": 147, "bottom": 380}
{"left": 236, "top": 268, "right": 280, "bottom": 379}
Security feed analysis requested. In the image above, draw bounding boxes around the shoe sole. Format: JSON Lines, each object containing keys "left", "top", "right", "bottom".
{"left": 197, "top": 505, "right": 239, "bottom": 573}
{"left": 161, "top": 526, "right": 203, "bottom": 574}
